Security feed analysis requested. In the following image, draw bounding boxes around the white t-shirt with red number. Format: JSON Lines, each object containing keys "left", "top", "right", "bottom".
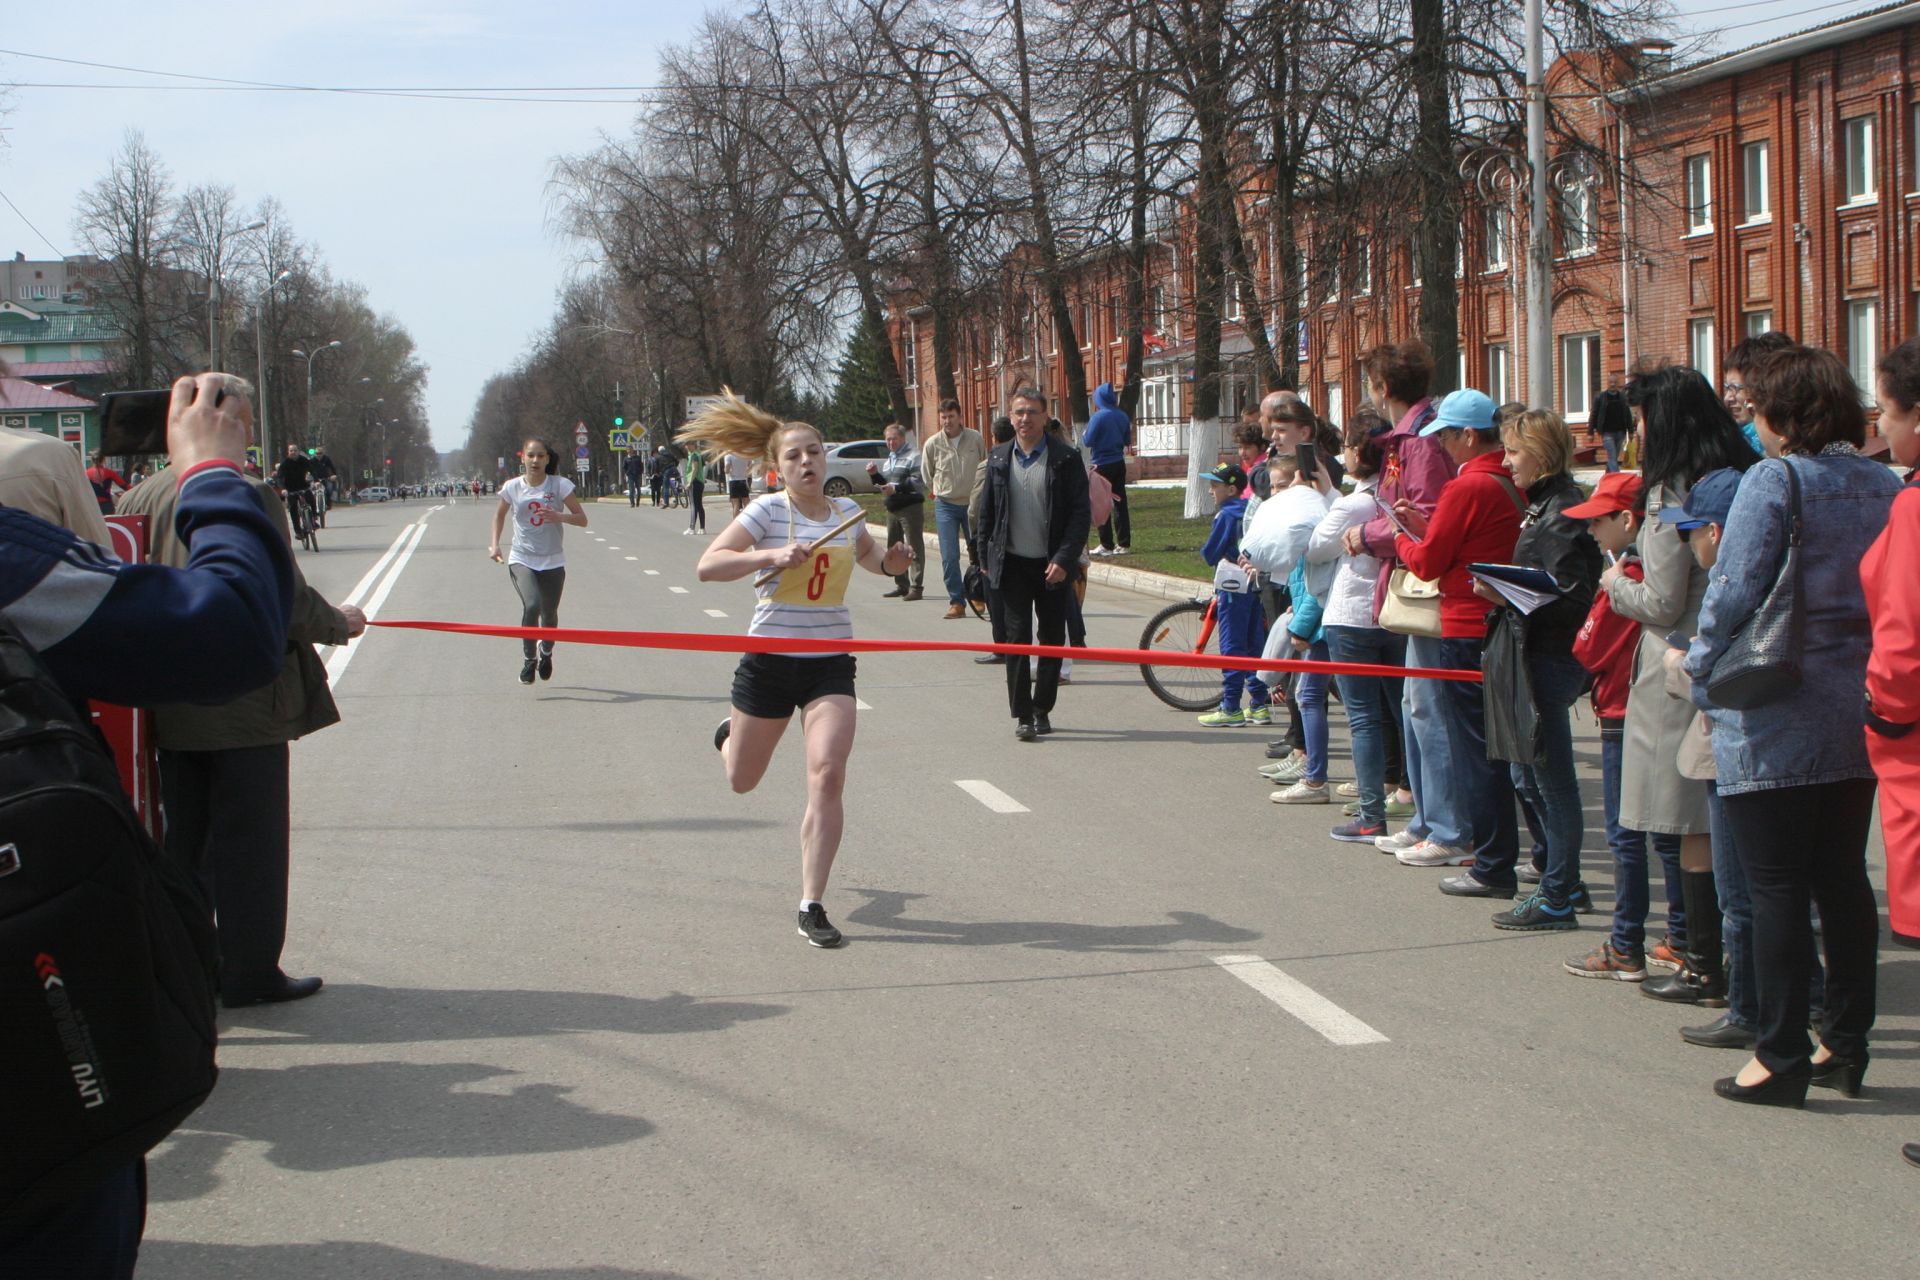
{"left": 501, "top": 474, "right": 576, "bottom": 570}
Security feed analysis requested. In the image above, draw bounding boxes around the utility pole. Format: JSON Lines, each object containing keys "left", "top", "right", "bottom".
{"left": 1524, "top": 0, "right": 1553, "bottom": 409}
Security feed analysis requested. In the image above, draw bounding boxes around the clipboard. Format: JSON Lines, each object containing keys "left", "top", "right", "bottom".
{"left": 1372, "top": 494, "right": 1422, "bottom": 545}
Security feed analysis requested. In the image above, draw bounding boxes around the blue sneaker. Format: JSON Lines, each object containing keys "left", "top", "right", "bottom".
{"left": 1492, "top": 891, "right": 1579, "bottom": 932}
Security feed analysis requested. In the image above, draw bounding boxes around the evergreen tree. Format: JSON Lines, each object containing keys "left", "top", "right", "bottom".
{"left": 822, "top": 313, "right": 893, "bottom": 441}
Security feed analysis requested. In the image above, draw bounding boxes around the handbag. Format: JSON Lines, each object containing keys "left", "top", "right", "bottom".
{"left": 1379, "top": 569, "right": 1442, "bottom": 637}
{"left": 1707, "top": 459, "right": 1803, "bottom": 710}
{"left": 1212, "top": 559, "right": 1251, "bottom": 594}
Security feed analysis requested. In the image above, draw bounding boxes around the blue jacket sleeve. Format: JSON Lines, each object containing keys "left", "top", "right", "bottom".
{"left": 0, "top": 467, "right": 294, "bottom": 707}
{"left": 1202, "top": 508, "right": 1237, "bottom": 567}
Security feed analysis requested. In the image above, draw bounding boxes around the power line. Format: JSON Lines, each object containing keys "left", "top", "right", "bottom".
{"left": 1, "top": 82, "right": 644, "bottom": 105}
{"left": 0, "top": 186, "right": 64, "bottom": 257}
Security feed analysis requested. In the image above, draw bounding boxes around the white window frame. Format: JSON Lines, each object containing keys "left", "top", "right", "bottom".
{"left": 1352, "top": 237, "right": 1372, "bottom": 297}
{"left": 1741, "top": 141, "right": 1772, "bottom": 224}
{"left": 1484, "top": 204, "right": 1511, "bottom": 271}
{"left": 1688, "top": 317, "right": 1717, "bottom": 390}
{"left": 1326, "top": 382, "right": 1344, "bottom": 430}
{"left": 1559, "top": 179, "right": 1598, "bottom": 257}
{"left": 1744, "top": 310, "right": 1773, "bottom": 338}
{"left": 1561, "top": 333, "right": 1602, "bottom": 421}
{"left": 1487, "top": 344, "right": 1510, "bottom": 404}
{"left": 903, "top": 325, "right": 918, "bottom": 388}
{"left": 1847, "top": 298, "right": 1879, "bottom": 401}
{"left": 1844, "top": 115, "right": 1878, "bottom": 204}
{"left": 1685, "top": 154, "right": 1714, "bottom": 235}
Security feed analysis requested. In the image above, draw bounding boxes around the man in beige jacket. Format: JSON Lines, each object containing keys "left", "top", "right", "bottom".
{"left": 920, "top": 398, "right": 985, "bottom": 619}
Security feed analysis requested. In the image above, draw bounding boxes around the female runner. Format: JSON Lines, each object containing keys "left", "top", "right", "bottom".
{"left": 681, "top": 392, "right": 910, "bottom": 948}
{"left": 489, "top": 438, "right": 589, "bottom": 684}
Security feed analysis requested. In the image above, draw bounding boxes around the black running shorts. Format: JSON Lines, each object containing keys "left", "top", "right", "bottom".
{"left": 728, "top": 479, "right": 750, "bottom": 501}
{"left": 731, "top": 652, "right": 857, "bottom": 719}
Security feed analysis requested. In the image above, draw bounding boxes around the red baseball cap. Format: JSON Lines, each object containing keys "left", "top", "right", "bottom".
{"left": 1563, "top": 471, "right": 1645, "bottom": 520}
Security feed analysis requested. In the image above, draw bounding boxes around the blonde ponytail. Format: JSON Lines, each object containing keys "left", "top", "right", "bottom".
{"left": 674, "top": 388, "right": 814, "bottom": 468}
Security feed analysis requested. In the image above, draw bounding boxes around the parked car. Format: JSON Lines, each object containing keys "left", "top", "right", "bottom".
{"left": 361, "top": 486, "right": 392, "bottom": 502}
{"left": 820, "top": 439, "right": 888, "bottom": 497}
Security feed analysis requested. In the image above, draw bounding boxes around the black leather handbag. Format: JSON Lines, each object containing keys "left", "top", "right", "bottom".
{"left": 1707, "top": 459, "right": 1803, "bottom": 710}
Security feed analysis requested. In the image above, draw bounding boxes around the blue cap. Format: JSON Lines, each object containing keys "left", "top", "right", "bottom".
{"left": 1418, "top": 389, "right": 1497, "bottom": 435}
{"left": 1657, "top": 467, "right": 1742, "bottom": 531}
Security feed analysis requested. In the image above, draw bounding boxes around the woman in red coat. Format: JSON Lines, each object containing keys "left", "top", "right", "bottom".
{"left": 1864, "top": 337, "right": 1920, "bottom": 1170}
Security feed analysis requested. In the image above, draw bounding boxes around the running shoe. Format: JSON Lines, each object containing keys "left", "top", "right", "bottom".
{"left": 1330, "top": 819, "right": 1386, "bottom": 844}
{"left": 1395, "top": 840, "right": 1473, "bottom": 867}
{"left": 1270, "top": 780, "right": 1329, "bottom": 804}
{"left": 1648, "top": 935, "right": 1684, "bottom": 972}
{"left": 1384, "top": 796, "right": 1416, "bottom": 818}
{"left": 537, "top": 653, "right": 553, "bottom": 681}
{"left": 1374, "top": 830, "right": 1421, "bottom": 853}
{"left": 1493, "top": 892, "right": 1579, "bottom": 932}
{"left": 713, "top": 719, "right": 732, "bottom": 752}
{"left": 1566, "top": 940, "right": 1647, "bottom": 981}
{"left": 798, "top": 904, "right": 844, "bottom": 948}
{"left": 1517, "top": 861, "right": 1544, "bottom": 885}
{"left": 1197, "top": 708, "right": 1246, "bottom": 728}
{"left": 519, "top": 658, "right": 536, "bottom": 685}
{"left": 1265, "top": 753, "right": 1309, "bottom": 781}
{"left": 1568, "top": 881, "right": 1597, "bottom": 914}
{"left": 1246, "top": 705, "right": 1273, "bottom": 727}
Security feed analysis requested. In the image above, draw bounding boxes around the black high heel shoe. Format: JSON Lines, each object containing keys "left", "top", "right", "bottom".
{"left": 1810, "top": 1051, "right": 1869, "bottom": 1098}
{"left": 1713, "top": 1062, "right": 1812, "bottom": 1109}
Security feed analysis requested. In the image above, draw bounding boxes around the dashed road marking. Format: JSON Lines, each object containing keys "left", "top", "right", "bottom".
{"left": 954, "top": 780, "right": 1028, "bottom": 814}
{"left": 625, "top": 556, "right": 638, "bottom": 561}
{"left": 670, "top": 586, "right": 689, "bottom": 594}
{"left": 645, "top": 570, "right": 660, "bottom": 576}
{"left": 855, "top": 697, "right": 873, "bottom": 710}
{"left": 703, "top": 608, "right": 727, "bottom": 618}
{"left": 609, "top": 545, "right": 621, "bottom": 550}
{"left": 1210, "top": 956, "right": 1389, "bottom": 1046}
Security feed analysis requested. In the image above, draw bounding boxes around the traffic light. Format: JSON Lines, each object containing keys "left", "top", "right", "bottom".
{"left": 385, "top": 457, "right": 392, "bottom": 466}
{"left": 307, "top": 447, "right": 317, "bottom": 457}
{"left": 613, "top": 414, "right": 625, "bottom": 427}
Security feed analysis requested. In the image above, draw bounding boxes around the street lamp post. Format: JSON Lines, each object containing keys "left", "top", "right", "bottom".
{"left": 289, "top": 341, "right": 343, "bottom": 451}
{"left": 194, "top": 218, "right": 267, "bottom": 373}
{"left": 252, "top": 269, "right": 292, "bottom": 462}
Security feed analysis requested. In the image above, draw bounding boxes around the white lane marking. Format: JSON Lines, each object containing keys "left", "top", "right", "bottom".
{"left": 703, "top": 608, "right": 727, "bottom": 618}
{"left": 609, "top": 546, "right": 621, "bottom": 550}
{"left": 595, "top": 537, "right": 606, "bottom": 542}
{"left": 955, "top": 780, "right": 1029, "bottom": 814}
{"left": 326, "top": 521, "right": 430, "bottom": 685}
{"left": 338, "top": 524, "right": 415, "bottom": 610}
{"left": 670, "top": 586, "right": 689, "bottom": 594}
{"left": 645, "top": 569, "right": 660, "bottom": 576}
{"left": 1210, "top": 956, "right": 1389, "bottom": 1046}
{"left": 625, "top": 556, "right": 638, "bottom": 561}
{"left": 855, "top": 697, "right": 872, "bottom": 710}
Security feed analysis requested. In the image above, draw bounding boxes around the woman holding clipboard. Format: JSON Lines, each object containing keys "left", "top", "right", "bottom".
{"left": 682, "top": 391, "right": 912, "bottom": 948}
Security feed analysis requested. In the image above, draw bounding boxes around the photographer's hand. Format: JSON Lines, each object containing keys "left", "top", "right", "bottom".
{"left": 168, "top": 374, "right": 253, "bottom": 473}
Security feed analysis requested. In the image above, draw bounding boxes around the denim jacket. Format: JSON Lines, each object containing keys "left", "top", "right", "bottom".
{"left": 1684, "top": 449, "right": 1899, "bottom": 793}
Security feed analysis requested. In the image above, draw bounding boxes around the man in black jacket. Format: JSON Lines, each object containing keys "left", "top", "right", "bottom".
{"left": 972, "top": 387, "right": 1091, "bottom": 740}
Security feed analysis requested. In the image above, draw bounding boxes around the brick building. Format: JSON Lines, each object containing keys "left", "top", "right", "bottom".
{"left": 884, "top": 1, "right": 1920, "bottom": 458}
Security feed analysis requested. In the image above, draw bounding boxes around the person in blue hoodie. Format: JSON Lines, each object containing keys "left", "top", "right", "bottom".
{"left": 1198, "top": 462, "right": 1270, "bottom": 728}
{"left": 1083, "top": 382, "right": 1132, "bottom": 555}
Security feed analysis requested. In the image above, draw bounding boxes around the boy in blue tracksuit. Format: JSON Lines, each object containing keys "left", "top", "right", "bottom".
{"left": 1198, "top": 462, "right": 1270, "bottom": 727}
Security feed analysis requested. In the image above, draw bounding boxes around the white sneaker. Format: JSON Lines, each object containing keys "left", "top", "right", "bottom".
{"left": 1374, "top": 830, "right": 1421, "bottom": 853}
{"left": 1395, "top": 840, "right": 1474, "bottom": 867}
{"left": 1335, "top": 781, "right": 1359, "bottom": 798}
{"left": 1270, "top": 780, "right": 1330, "bottom": 805}
{"left": 1059, "top": 659, "right": 1074, "bottom": 682}
{"left": 1089, "top": 546, "right": 1111, "bottom": 558}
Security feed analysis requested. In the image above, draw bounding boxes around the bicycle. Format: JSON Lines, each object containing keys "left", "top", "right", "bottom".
{"left": 309, "top": 480, "right": 328, "bottom": 529}
{"left": 286, "top": 486, "right": 319, "bottom": 553}
{"left": 1138, "top": 595, "right": 1227, "bottom": 711}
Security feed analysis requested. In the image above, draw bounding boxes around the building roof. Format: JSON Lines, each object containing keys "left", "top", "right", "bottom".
{"left": 6, "top": 360, "right": 109, "bottom": 379}
{"left": 0, "top": 301, "right": 120, "bottom": 345}
{"left": 0, "top": 377, "right": 96, "bottom": 411}
{"left": 1639, "top": 0, "right": 1920, "bottom": 94}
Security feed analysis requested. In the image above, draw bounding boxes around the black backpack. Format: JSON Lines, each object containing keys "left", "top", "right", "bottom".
{"left": 0, "top": 624, "right": 218, "bottom": 1230}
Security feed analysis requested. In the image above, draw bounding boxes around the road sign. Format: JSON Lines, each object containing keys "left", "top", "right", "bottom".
{"left": 685, "top": 394, "right": 725, "bottom": 421}
{"left": 573, "top": 421, "right": 589, "bottom": 445}
{"left": 575, "top": 445, "right": 589, "bottom": 459}
{"left": 574, "top": 457, "right": 590, "bottom": 473}
{"left": 609, "top": 429, "right": 631, "bottom": 451}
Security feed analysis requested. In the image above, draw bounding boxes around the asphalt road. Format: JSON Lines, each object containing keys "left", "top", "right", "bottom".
{"left": 140, "top": 491, "right": 1918, "bottom": 1279}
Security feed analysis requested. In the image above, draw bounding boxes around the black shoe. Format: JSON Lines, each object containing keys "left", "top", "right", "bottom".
{"left": 537, "top": 652, "right": 553, "bottom": 681}
{"left": 883, "top": 587, "right": 908, "bottom": 598}
{"left": 1034, "top": 712, "right": 1053, "bottom": 735}
{"left": 1713, "top": 1062, "right": 1811, "bottom": 1108}
{"left": 1438, "top": 872, "right": 1515, "bottom": 899}
{"left": 1680, "top": 1013, "right": 1756, "bottom": 1049}
{"left": 1903, "top": 1142, "right": 1920, "bottom": 1170}
{"left": 1567, "top": 881, "right": 1596, "bottom": 914}
{"left": 904, "top": 588, "right": 923, "bottom": 601}
{"left": 714, "top": 718, "right": 731, "bottom": 753}
{"left": 519, "top": 658, "right": 536, "bottom": 685}
{"left": 974, "top": 653, "right": 1005, "bottom": 665}
{"left": 1015, "top": 720, "right": 1038, "bottom": 742}
{"left": 1642, "top": 957, "right": 1729, "bottom": 1006}
{"left": 222, "top": 974, "right": 323, "bottom": 1009}
{"left": 797, "top": 904, "right": 843, "bottom": 948}
{"left": 1265, "top": 741, "right": 1295, "bottom": 759}
{"left": 1810, "top": 1051, "right": 1869, "bottom": 1098}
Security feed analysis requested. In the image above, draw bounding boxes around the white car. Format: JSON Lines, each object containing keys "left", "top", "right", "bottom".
{"left": 818, "top": 439, "right": 889, "bottom": 497}
{"left": 361, "top": 486, "right": 392, "bottom": 502}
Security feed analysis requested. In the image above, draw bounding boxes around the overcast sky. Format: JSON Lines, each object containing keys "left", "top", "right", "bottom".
{"left": 0, "top": 0, "right": 1867, "bottom": 452}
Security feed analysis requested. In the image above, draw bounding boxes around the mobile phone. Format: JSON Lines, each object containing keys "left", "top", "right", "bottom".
{"left": 1295, "top": 442, "right": 1318, "bottom": 481}
{"left": 98, "top": 390, "right": 172, "bottom": 457}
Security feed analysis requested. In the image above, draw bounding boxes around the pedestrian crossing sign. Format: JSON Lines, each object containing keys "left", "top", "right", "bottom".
{"left": 610, "top": 429, "right": 631, "bottom": 451}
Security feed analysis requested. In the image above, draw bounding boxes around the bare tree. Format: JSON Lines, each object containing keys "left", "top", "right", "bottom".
{"left": 73, "top": 130, "right": 188, "bottom": 388}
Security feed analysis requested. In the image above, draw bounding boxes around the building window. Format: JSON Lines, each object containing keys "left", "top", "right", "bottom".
{"left": 1326, "top": 383, "right": 1344, "bottom": 429}
{"left": 1558, "top": 177, "right": 1597, "bottom": 256}
{"left": 1292, "top": 250, "right": 1309, "bottom": 307}
{"left": 1148, "top": 285, "right": 1165, "bottom": 333}
{"left": 1740, "top": 141, "right": 1771, "bottom": 223}
{"left": 1688, "top": 317, "right": 1717, "bottom": 389}
{"left": 1847, "top": 298, "right": 1879, "bottom": 399}
{"left": 1685, "top": 154, "right": 1713, "bottom": 234}
{"left": 1561, "top": 333, "right": 1602, "bottom": 420}
{"left": 1484, "top": 204, "right": 1511, "bottom": 271}
{"left": 1080, "top": 299, "right": 1093, "bottom": 348}
{"left": 1844, "top": 115, "right": 1877, "bottom": 203}
{"left": 1487, "top": 344, "right": 1510, "bottom": 404}
{"left": 1912, "top": 104, "right": 1920, "bottom": 194}
{"left": 903, "top": 334, "right": 918, "bottom": 387}
{"left": 1744, "top": 310, "right": 1773, "bottom": 337}
{"left": 1351, "top": 237, "right": 1371, "bottom": 297}
{"left": 1225, "top": 275, "right": 1245, "bottom": 321}
{"left": 1455, "top": 221, "right": 1465, "bottom": 278}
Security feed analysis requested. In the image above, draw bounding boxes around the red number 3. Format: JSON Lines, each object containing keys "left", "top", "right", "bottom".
{"left": 805, "top": 552, "right": 830, "bottom": 601}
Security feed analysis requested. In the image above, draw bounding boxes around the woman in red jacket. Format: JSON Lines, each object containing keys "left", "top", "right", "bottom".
{"left": 1384, "top": 389, "right": 1525, "bottom": 884}
{"left": 1864, "top": 337, "right": 1920, "bottom": 1168}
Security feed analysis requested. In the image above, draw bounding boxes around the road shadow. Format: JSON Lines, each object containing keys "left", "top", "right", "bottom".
{"left": 297, "top": 819, "right": 778, "bottom": 836}
{"left": 157, "top": 1059, "right": 654, "bottom": 1176}
{"left": 139, "top": 1240, "right": 687, "bottom": 1279}
{"left": 219, "top": 985, "right": 788, "bottom": 1047}
{"left": 842, "top": 888, "right": 1262, "bottom": 953}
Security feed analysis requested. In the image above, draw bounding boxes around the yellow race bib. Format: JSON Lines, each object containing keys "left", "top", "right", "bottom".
{"left": 767, "top": 543, "right": 854, "bottom": 607}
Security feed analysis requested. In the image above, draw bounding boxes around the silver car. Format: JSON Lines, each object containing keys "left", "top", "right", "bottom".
{"left": 819, "top": 439, "right": 890, "bottom": 497}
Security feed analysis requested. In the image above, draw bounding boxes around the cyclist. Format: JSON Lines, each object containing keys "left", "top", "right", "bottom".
{"left": 273, "top": 444, "right": 316, "bottom": 539}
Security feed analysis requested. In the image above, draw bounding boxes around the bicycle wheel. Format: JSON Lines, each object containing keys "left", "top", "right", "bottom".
{"left": 1138, "top": 599, "right": 1223, "bottom": 712}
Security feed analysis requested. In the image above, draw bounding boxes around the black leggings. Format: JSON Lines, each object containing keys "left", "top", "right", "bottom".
{"left": 688, "top": 481, "right": 706, "bottom": 530}
{"left": 1720, "top": 777, "right": 1880, "bottom": 1071}
{"left": 509, "top": 564, "right": 565, "bottom": 659}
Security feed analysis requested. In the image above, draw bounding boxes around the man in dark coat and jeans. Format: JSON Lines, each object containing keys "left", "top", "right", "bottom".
{"left": 972, "top": 386, "right": 1091, "bottom": 741}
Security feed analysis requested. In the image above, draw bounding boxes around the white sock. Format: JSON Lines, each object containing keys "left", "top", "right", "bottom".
{"left": 800, "top": 899, "right": 822, "bottom": 913}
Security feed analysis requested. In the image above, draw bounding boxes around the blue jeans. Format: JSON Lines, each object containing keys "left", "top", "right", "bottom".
{"left": 934, "top": 499, "right": 969, "bottom": 604}
{"left": 1507, "top": 652, "right": 1588, "bottom": 904}
{"left": 1405, "top": 634, "right": 1483, "bottom": 851}
{"left": 1296, "top": 639, "right": 1330, "bottom": 783}
{"left": 1711, "top": 785, "right": 1825, "bottom": 1029}
{"left": 1602, "top": 431, "right": 1626, "bottom": 473}
{"left": 1420, "top": 635, "right": 1519, "bottom": 883}
{"left": 1602, "top": 729, "right": 1685, "bottom": 954}
{"left": 1326, "top": 625, "right": 1405, "bottom": 824}
{"left": 1215, "top": 590, "right": 1270, "bottom": 711}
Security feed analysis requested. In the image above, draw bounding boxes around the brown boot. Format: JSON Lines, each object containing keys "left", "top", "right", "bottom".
{"left": 943, "top": 603, "right": 967, "bottom": 619}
